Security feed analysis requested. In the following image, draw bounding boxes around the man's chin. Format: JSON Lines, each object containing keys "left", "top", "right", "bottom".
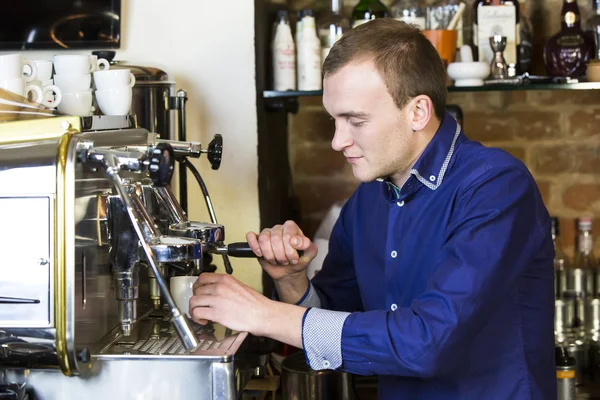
{"left": 351, "top": 168, "right": 382, "bottom": 183}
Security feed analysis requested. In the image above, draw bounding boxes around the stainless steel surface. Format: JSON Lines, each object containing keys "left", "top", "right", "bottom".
{"left": 0, "top": 197, "right": 51, "bottom": 328}
{"left": 157, "top": 139, "right": 202, "bottom": 159}
{"left": 281, "top": 352, "right": 355, "bottom": 400}
{"left": 23, "top": 312, "right": 257, "bottom": 400}
{"left": 558, "top": 365, "right": 577, "bottom": 400}
{"left": 0, "top": 117, "right": 264, "bottom": 398}
{"left": 112, "top": 63, "right": 176, "bottom": 140}
{"left": 102, "top": 150, "right": 199, "bottom": 351}
{"left": 155, "top": 185, "right": 187, "bottom": 224}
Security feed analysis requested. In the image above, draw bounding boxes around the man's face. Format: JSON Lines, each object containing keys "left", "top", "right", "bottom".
{"left": 323, "top": 60, "right": 420, "bottom": 185}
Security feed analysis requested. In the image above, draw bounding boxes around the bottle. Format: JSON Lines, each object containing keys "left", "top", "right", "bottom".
{"left": 518, "top": 0, "right": 533, "bottom": 74}
{"left": 554, "top": 217, "right": 570, "bottom": 299}
{"left": 472, "top": 0, "right": 520, "bottom": 76}
{"left": 318, "top": 0, "right": 350, "bottom": 63}
{"left": 573, "top": 218, "right": 598, "bottom": 296}
{"left": 390, "top": 0, "right": 426, "bottom": 30}
{"left": 271, "top": 10, "right": 296, "bottom": 91}
{"left": 556, "top": 346, "right": 577, "bottom": 400}
{"left": 585, "top": 0, "right": 600, "bottom": 59}
{"left": 352, "top": 0, "right": 389, "bottom": 28}
{"left": 544, "top": 0, "right": 594, "bottom": 77}
{"left": 297, "top": 10, "right": 322, "bottom": 91}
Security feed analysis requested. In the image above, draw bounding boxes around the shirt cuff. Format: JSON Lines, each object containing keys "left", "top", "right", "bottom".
{"left": 302, "top": 307, "right": 350, "bottom": 370}
{"left": 272, "top": 281, "right": 322, "bottom": 308}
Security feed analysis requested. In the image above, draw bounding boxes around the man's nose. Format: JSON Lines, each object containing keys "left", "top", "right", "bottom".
{"left": 331, "top": 126, "right": 352, "bottom": 152}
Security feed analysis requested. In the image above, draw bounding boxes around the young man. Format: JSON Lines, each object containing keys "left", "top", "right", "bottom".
{"left": 190, "top": 19, "right": 555, "bottom": 399}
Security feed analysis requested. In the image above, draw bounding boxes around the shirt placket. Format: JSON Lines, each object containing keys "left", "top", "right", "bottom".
{"left": 385, "top": 194, "right": 407, "bottom": 313}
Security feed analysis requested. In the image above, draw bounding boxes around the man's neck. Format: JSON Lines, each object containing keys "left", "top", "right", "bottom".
{"left": 389, "top": 117, "right": 441, "bottom": 189}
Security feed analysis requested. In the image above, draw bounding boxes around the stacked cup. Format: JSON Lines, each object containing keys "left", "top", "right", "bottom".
{"left": 93, "top": 69, "right": 135, "bottom": 115}
{"left": 0, "top": 54, "right": 45, "bottom": 105}
{"left": 53, "top": 54, "right": 108, "bottom": 116}
{"left": 29, "top": 60, "right": 62, "bottom": 109}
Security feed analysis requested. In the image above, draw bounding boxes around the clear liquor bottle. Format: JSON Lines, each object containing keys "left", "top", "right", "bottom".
{"left": 573, "top": 218, "right": 598, "bottom": 296}
{"left": 585, "top": 0, "right": 600, "bottom": 59}
{"left": 553, "top": 217, "right": 570, "bottom": 299}
{"left": 318, "top": 0, "right": 350, "bottom": 63}
{"left": 390, "top": 0, "right": 427, "bottom": 30}
{"left": 352, "top": 0, "right": 389, "bottom": 28}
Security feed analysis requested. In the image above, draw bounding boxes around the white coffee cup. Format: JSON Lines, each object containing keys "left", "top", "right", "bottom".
{"left": 170, "top": 276, "right": 199, "bottom": 318}
{"left": 0, "top": 54, "right": 37, "bottom": 82}
{"left": 95, "top": 87, "right": 132, "bottom": 115}
{"left": 0, "top": 78, "right": 43, "bottom": 103}
{"left": 57, "top": 90, "right": 94, "bottom": 116}
{"left": 30, "top": 79, "right": 62, "bottom": 108}
{"left": 93, "top": 69, "right": 135, "bottom": 90}
{"left": 89, "top": 55, "right": 110, "bottom": 72}
{"left": 53, "top": 55, "right": 93, "bottom": 76}
{"left": 54, "top": 74, "right": 91, "bottom": 92}
{"left": 33, "top": 60, "right": 53, "bottom": 81}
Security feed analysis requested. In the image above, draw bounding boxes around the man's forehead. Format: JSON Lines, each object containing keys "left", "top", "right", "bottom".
{"left": 323, "top": 62, "right": 389, "bottom": 113}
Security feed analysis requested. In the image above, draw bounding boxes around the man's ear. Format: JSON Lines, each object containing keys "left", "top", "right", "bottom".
{"left": 407, "top": 95, "right": 433, "bottom": 132}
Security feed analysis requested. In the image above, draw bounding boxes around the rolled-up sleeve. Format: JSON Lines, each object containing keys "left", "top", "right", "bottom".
{"left": 314, "top": 167, "right": 548, "bottom": 377}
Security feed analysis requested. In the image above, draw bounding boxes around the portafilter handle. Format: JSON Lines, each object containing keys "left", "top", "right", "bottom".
{"left": 209, "top": 242, "right": 304, "bottom": 258}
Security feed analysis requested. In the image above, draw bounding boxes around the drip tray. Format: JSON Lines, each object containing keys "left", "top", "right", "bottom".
{"left": 94, "top": 310, "right": 248, "bottom": 360}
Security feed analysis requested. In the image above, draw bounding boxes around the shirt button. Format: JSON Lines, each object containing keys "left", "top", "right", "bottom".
{"left": 391, "top": 250, "right": 397, "bottom": 258}
{"left": 323, "top": 360, "right": 331, "bottom": 368}
{"left": 391, "top": 303, "right": 398, "bottom": 311}
{"left": 397, "top": 201, "right": 404, "bottom": 207}
{"left": 429, "top": 175, "right": 436, "bottom": 182}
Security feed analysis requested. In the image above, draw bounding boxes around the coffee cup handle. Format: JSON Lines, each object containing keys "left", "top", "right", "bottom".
{"left": 23, "top": 60, "right": 38, "bottom": 83}
{"left": 97, "top": 58, "right": 110, "bottom": 71}
{"left": 128, "top": 73, "right": 136, "bottom": 88}
{"left": 25, "top": 84, "right": 43, "bottom": 104}
{"left": 43, "top": 85, "right": 62, "bottom": 108}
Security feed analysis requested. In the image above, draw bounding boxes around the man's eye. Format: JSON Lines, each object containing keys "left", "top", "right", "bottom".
{"left": 350, "top": 121, "right": 365, "bottom": 127}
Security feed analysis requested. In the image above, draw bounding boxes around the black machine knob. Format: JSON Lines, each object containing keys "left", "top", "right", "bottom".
{"left": 207, "top": 134, "right": 223, "bottom": 170}
{"left": 149, "top": 142, "right": 175, "bottom": 187}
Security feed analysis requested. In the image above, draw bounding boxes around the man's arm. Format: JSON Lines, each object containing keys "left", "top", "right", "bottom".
{"left": 301, "top": 166, "right": 552, "bottom": 376}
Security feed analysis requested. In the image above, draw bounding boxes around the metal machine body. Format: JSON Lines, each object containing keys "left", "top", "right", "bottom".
{"left": 0, "top": 116, "right": 263, "bottom": 399}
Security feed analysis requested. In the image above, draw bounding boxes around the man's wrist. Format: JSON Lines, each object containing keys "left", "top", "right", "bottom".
{"left": 274, "top": 273, "right": 309, "bottom": 304}
{"left": 256, "top": 300, "right": 304, "bottom": 347}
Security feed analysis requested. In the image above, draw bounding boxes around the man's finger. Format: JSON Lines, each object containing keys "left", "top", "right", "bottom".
{"left": 190, "top": 306, "right": 215, "bottom": 326}
{"left": 192, "top": 283, "right": 217, "bottom": 297}
{"left": 246, "top": 231, "right": 263, "bottom": 257}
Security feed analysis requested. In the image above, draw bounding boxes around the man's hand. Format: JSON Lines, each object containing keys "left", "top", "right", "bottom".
{"left": 246, "top": 220, "right": 318, "bottom": 304}
{"left": 189, "top": 273, "right": 304, "bottom": 347}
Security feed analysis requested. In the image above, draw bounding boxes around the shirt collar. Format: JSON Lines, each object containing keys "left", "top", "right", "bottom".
{"left": 379, "top": 110, "right": 462, "bottom": 200}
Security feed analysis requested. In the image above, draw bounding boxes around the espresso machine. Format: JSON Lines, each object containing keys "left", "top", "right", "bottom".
{"left": 0, "top": 113, "right": 268, "bottom": 400}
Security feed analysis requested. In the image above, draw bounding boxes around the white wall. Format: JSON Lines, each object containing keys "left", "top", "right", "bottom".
{"left": 119, "top": 0, "right": 261, "bottom": 290}
{"left": 9, "top": 0, "right": 262, "bottom": 290}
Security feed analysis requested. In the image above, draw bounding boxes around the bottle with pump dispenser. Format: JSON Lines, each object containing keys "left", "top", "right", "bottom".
{"left": 271, "top": 10, "right": 296, "bottom": 91}
{"left": 297, "top": 9, "right": 322, "bottom": 91}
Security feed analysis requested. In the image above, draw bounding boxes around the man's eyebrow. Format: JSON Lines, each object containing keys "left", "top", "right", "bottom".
{"left": 336, "top": 111, "right": 370, "bottom": 119}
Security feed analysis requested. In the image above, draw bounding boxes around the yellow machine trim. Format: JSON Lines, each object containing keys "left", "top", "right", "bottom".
{"left": 0, "top": 116, "right": 81, "bottom": 145}
{"left": 54, "top": 120, "right": 81, "bottom": 376}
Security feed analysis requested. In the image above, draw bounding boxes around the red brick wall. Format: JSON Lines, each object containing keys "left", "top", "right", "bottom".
{"left": 289, "top": 91, "right": 600, "bottom": 257}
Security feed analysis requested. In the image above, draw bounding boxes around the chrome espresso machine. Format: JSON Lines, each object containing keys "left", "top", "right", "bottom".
{"left": 0, "top": 114, "right": 268, "bottom": 400}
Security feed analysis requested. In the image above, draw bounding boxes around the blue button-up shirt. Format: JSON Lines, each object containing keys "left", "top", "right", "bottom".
{"left": 294, "top": 111, "right": 555, "bottom": 399}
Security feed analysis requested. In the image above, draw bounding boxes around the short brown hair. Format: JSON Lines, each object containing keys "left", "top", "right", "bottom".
{"left": 323, "top": 19, "right": 447, "bottom": 121}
